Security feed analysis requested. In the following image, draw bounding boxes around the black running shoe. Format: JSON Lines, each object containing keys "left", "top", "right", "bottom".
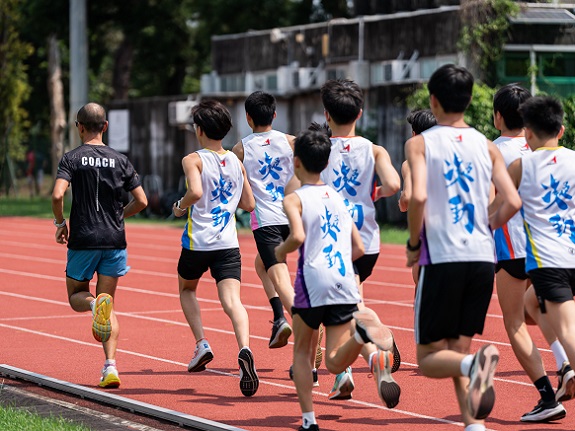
{"left": 238, "top": 348, "right": 259, "bottom": 397}
{"left": 520, "top": 399, "right": 566, "bottom": 423}
{"left": 298, "top": 424, "right": 319, "bottom": 431}
{"left": 391, "top": 340, "right": 401, "bottom": 373}
{"left": 269, "top": 317, "right": 292, "bottom": 349}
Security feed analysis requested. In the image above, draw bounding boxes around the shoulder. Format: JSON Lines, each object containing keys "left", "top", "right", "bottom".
{"left": 232, "top": 141, "right": 244, "bottom": 160}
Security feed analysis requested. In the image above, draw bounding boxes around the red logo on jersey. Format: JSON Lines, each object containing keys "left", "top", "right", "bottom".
{"left": 340, "top": 144, "right": 350, "bottom": 153}
{"left": 221, "top": 159, "right": 226, "bottom": 167}
{"left": 548, "top": 156, "right": 557, "bottom": 165}
{"left": 521, "top": 143, "right": 530, "bottom": 151}
{"left": 456, "top": 135, "right": 463, "bottom": 142}
{"left": 262, "top": 138, "right": 271, "bottom": 146}
{"left": 323, "top": 191, "right": 330, "bottom": 199}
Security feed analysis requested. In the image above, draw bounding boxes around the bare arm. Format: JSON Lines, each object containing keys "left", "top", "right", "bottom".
{"left": 238, "top": 162, "right": 256, "bottom": 212}
{"left": 232, "top": 141, "right": 244, "bottom": 162}
{"left": 373, "top": 144, "right": 401, "bottom": 200}
{"left": 51, "top": 178, "right": 70, "bottom": 244}
{"left": 398, "top": 160, "right": 411, "bottom": 212}
{"left": 351, "top": 223, "right": 365, "bottom": 261}
{"left": 284, "top": 134, "right": 301, "bottom": 194}
{"left": 173, "top": 153, "right": 203, "bottom": 217}
{"left": 489, "top": 145, "right": 522, "bottom": 230}
{"left": 275, "top": 192, "right": 304, "bottom": 262}
{"left": 124, "top": 186, "right": 148, "bottom": 218}
{"left": 405, "top": 135, "right": 426, "bottom": 267}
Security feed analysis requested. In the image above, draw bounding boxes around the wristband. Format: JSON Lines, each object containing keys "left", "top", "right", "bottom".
{"left": 176, "top": 199, "right": 185, "bottom": 211}
{"left": 54, "top": 218, "right": 67, "bottom": 228}
{"left": 406, "top": 238, "right": 421, "bottom": 252}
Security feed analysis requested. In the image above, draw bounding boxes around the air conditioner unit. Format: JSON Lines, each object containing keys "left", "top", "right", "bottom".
{"left": 200, "top": 72, "right": 220, "bottom": 94}
{"left": 168, "top": 100, "right": 197, "bottom": 126}
{"left": 349, "top": 61, "right": 370, "bottom": 88}
{"left": 277, "top": 65, "right": 297, "bottom": 94}
{"left": 372, "top": 60, "right": 420, "bottom": 84}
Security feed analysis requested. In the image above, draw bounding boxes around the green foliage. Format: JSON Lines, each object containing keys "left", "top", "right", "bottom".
{"left": 406, "top": 83, "right": 498, "bottom": 141}
{"left": 0, "top": 0, "right": 33, "bottom": 162}
{"left": 561, "top": 95, "right": 575, "bottom": 151}
{"left": 0, "top": 405, "right": 91, "bottom": 431}
{"left": 458, "top": 0, "right": 519, "bottom": 82}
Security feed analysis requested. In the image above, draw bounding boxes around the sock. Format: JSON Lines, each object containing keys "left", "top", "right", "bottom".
{"left": 551, "top": 340, "right": 569, "bottom": 371}
{"left": 90, "top": 299, "right": 96, "bottom": 313}
{"left": 464, "top": 424, "right": 485, "bottom": 431}
{"left": 270, "top": 297, "right": 284, "bottom": 321}
{"left": 534, "top": 376, "right": 555, "bottom": 402}
{"left": 104, "top": 359, "right": 116, "bottom": 368}
{"left": 460, "top": 354, "right": 474, "bottom": 376}
{"left": 302, "top": 411, "right": 317, "bottom": 428}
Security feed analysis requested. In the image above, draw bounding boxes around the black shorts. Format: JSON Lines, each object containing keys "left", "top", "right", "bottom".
{"left": 177, "top": 248, "right": 241, "bottom": 283}
{"left": 353, "top": 253, "right": 379, "bottom": 283}
{"left": 292, "top": 304, "right": 359, "bottom": 330}
{"left": 414, "top": 262, "right": 495, "bottom": 345}
{"left": 496, "top": 258, "right": 528, "bottom": 280}
{"left": 529, "top": 268, "right": 575, "bottom": 312}
{"left": 253, "top": 225, "right": 290, "bottom": 271}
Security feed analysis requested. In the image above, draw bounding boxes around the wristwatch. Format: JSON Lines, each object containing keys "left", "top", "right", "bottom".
{"left": 54, "top": 218, "right": 67, "bottom": 228}
{"left": 406, "top": 238, "right": 421, "bottom": 252}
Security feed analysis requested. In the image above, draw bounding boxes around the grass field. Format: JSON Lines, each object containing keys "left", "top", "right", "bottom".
{"left": 0, "top": 196, "right": 408, "bottom": 245}
{"left": 0, "top": 404, "right": 91, "bottom": 431}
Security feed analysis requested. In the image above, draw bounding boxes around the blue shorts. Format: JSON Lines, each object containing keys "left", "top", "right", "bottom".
{"left": 66, "top": 249, "right": 130, "bottom": 282}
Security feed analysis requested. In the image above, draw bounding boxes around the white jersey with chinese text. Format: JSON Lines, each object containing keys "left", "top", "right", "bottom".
{"left": 293, "top": 184, "right": 361, "bottom": 309}
{"left": 242, "top": 130, "right": 294, "bottom": 229}
{"left": 320, "top": 136, "right": 379, "bottom": 254}
{"left": 493, "top": 136, "right": 531, "bottom": 261}
{"left": 519, "top": 146, "right": 575, "bottom": 271}
{"left": 181, "top": 149, "right": 242, "bottom": 251}
{"left": 419, "top": 125, "right": 495, "bottom": 265}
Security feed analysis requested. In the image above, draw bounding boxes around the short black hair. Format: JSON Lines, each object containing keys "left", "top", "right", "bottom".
{"left": 307, "top": 121, "right": 332, "bottom": 138}
{"left": 406, "top": 109, "right": 436, "bottom": 135}
{"left": 245, "top": 91, "right": 276, "bottom": 127}
{"left": 428, "top": 64, "right": 474, "bottom": 113}
{"left": 518, "top": 96, "right": 564, "bottom": 139}
{"left": 320, "top": 79, "right": 363, "bottom": 125}
{"left": 76, "top": 102, "right": 106, "bottom": 133}
{"left": 294, "top": 130, "right": 332, "bottom": 173}
{"left": 493, "top": 84, "right": 532, "bottom": 130}
{"left": 191, "top": 100, "right": 232, "bottom": 141}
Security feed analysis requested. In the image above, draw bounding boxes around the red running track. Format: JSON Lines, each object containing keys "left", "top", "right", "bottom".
{"left": 1, "top": 216, "right": 574, "bottom": 431}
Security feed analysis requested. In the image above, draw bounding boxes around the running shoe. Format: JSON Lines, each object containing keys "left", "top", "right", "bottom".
{"left": 467, "top": 344, "right": 499, "bottom": 420}
{"left": 187, "top": 339, "right": 213, "bottom": 372}
{"left": 315, "top": 325, "right": 324, "bottom": 369}
{"left": 353, "top": 308, "right": 393, "bottom": 351}
{"left": 328, "top": 367, "right": 355, "bottom": 400}
{"left": 520, "top": 399, "right": 566, "bottom": 422}
{"left": 556, "top": 361, "right": 575, "bottom": 402}
{"left": 391, "top": 340, "right": 401, "bottom": 373}
{"left": 298, "top": 425, "right": 319, "bottom": 431}
{"left": 238, "top": 347, "right": 259, "bottom": 397}
{"left": 289, "top": 365, "right": 319, "bottom": 387}
{"left": 92, "top": 293, "right": 113, "bottom": 343}
{"left": 372, "top": 350, "right": 401, "bottom": 408}
{"left": 99, "top": 365, "right": 121, "bottom": 388}
{"left": 269, "top": 317, "right": 292, "bottom": 349}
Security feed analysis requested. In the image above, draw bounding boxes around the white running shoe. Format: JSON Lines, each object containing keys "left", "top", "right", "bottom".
{"left": 187, "top": 339, "right": 213, "bottom": 372}
{"left": 99, "top": 365, "right": 121, "bottom": 388}
{"left": 467, "top": 344, "right": 499, "bottom": 420}
{"left": 556, "top": 361, "right": 575, "bottom": 402}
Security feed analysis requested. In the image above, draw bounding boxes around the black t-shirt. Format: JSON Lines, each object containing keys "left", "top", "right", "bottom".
{"left": 56, "top": 144, "right": 142, "bottom": 250}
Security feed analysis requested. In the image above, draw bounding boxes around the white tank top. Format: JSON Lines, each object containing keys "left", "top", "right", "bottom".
{"left": 519, "top": 146, "right": 575, "bottom": 271}
{"left": 293, "top": 184, "right": 361, "bottom": 309}
{"left": 242, "top": 130, "right": 294, "bottom": 229}
{"left": 181, "top": 149, "right": 242, "bottom": 251}
{"left": 419, "top": 125, "right": 495, "bottom": 265}
{"left": 320, "top": 136, "right": 379, "bottom": 254}
{"left": 493, "top": 136, "right": 531, "bottom": 261}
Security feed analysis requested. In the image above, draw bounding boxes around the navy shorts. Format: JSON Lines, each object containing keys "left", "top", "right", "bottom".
{"left": 178, "top": 248, "right": 241, "bottom": 283}
{"left": 414, "top": 262, "right": 495, "bottom": 345}
{"left": 66, "top": 249, "right": 129, "bottom": 282}
{"left": 353, "top": 253, "right": 379, "bottom": 283}
{"left": 529, "top": 268, "right": 575, "bottom": 312}
{"left": 292, "top": 304, "right": 359, "bottom": 330}
{"left": 253, "top": 225, "right": 290, "bottom": 271}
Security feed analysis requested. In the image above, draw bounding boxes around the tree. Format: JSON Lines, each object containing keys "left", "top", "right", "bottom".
{"left": 0, "top": 0, "right": 33, "bottom": 165}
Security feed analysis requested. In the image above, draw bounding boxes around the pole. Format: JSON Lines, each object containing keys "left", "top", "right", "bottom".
{"left": 69, "top": 0, "right": 88, "bottom": 150}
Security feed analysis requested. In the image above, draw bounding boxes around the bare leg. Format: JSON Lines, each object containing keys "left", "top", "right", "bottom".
{"left": 179, "top": 276, "right": 204, "bottom": 341}
{"left": 216, "top": 278, "right": 250, "bottom": 349}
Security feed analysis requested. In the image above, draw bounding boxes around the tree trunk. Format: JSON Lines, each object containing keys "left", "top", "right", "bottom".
{"left": 112, "top": 38, "right": 134, "bottom": 100}
{"left": 47, "top": 34, "right": 66, "bottom": 179}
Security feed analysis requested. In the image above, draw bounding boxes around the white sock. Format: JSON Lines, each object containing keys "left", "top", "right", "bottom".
{"left": 460, "top": 354, "right": 474, "bottom": 376}
{"left": 90, "top": 299, "right": 96, "bottom": 313}
{"left": 104, "top": 359, "right": 116, "bottom": 368}
{"left": 551, "top": 340, "right": 569, "bottom": 371}
{"left": 302, "top": 411, "right": 316, "bottom": 428}
{"left": 464, "top": 424, "right": 485, "bottom": 431}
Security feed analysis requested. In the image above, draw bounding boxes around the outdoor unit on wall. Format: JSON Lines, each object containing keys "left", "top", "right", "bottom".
{"left": 348, "top": 61, "right": 370, "bottom": 88}
{"left": 200, "top": 71, "right": 220, "bottom": 94}
{"left": 371, "top": 60, "right": 420, "bottom": 85}
{"left": 168, "top": 99, "right": 198, "bottom": 126}
{"left": 277, "top": 65, "right": 298, "bottom": 94}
